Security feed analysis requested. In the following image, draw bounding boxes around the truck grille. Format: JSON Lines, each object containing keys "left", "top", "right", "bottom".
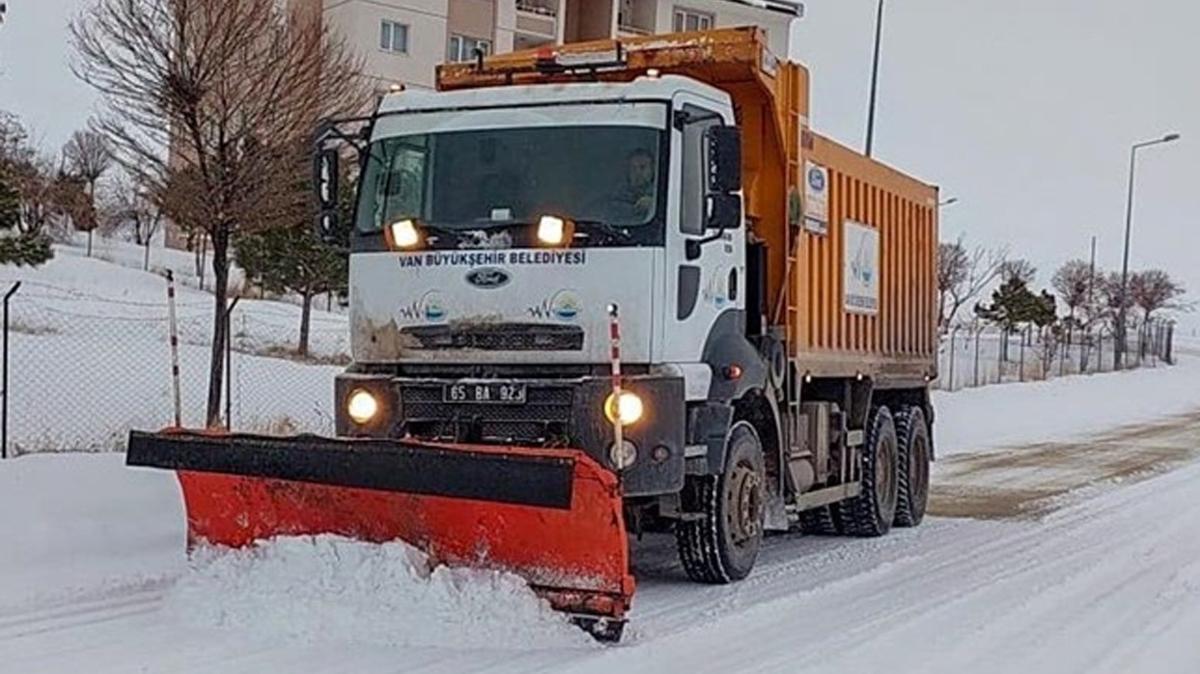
{"left": 400, "top": 324, "right": 583, "bottom": 351}
{"left": 398, "top": 382, "right": 574, "bottom": 444}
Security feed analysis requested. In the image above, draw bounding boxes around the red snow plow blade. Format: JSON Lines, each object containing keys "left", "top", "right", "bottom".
{"left": 126, "top": 430, "right": 634, "bottom": 640}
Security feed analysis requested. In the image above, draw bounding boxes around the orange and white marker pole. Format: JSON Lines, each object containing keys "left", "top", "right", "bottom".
{"left": 608, "top": 303, "right": 626, "bottom": 470}
{"left": 165, "top": 270, "right": 182, "bottom": 428}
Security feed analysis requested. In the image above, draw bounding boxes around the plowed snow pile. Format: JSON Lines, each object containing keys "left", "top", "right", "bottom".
{"left": 165, "top": 535, "right": 592, "bottom": 650}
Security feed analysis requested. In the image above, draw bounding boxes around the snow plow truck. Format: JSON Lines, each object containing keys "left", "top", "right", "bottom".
{"left": 127, "top": 27, "right": 939, "bottom": 641}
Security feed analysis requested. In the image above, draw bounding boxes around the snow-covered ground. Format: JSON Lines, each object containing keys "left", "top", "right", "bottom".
{"left": 933, "top": 353, "right": 1200, "bottom": 457}
{"left": 2, "top": 242, "right": 346, "bottom": 451}
{"left": 2, "top": 354, "right": 1199, "bottom": 673}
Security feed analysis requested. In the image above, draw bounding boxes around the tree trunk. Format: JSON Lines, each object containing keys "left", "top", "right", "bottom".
{"left": 298, "top": 290, "right": 312, "bottom": 357}
{"left": 86, "top": 180, "right": 95, "bottom": 257}
{"left": 194, "top": 235, "right": 207, "bottom": 291}
{"left": 143, "top": 239, "right": 151, "bottom": 271}
{"left": 205, "top": 232, "right": 229, "bottom": 428}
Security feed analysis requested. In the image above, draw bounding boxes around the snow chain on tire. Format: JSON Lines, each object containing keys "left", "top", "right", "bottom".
{"left": 676, "top": 473, "right": 729, "bottom": 583}
{"left": 798, "top": 504, "right": 840, "bottom": 535}
{"left": 676, "top": 422, "right": 765, "bottom": 584}
{"left": 893, "top": 405, "right": 930, "bottom": 528}
{"left": 837, "top": 405, "right": 899, "bottom": 537}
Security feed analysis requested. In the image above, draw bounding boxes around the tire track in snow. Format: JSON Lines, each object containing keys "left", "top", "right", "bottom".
{"left": 0, "top": 588, "right": 166, "bottom": 641}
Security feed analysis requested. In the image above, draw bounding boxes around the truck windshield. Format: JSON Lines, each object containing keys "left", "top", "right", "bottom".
{"left": 356, "top": 125, "right": 665, "bottom": 246}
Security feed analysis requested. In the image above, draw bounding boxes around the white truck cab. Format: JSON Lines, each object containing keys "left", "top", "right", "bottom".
{"left": 331, "top": 72, "right": 761, "bottom": 501}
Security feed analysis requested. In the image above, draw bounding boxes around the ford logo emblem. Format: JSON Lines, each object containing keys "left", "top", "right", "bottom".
{"left": 466, "top": 267, "right": 511, "bottom": 289}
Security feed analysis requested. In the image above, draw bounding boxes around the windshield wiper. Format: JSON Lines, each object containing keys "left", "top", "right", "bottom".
{"left": 421, "top": 223, "right": 473, "bottom": 244}
{"left": 571, "top": 219, "right": 636, "bottom": 245}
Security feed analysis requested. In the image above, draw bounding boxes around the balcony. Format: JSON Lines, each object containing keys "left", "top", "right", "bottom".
{"left": 516, "top": 0, "right": 557, "bottom": 18}
{"left": 616, "top": 0, "right": 654, "bottom": 37}
{"left": 616, "top": 22, "right": 651, "bottom": 37}
{"left": 516, "top": 0, "right": 558, "bottom": 40}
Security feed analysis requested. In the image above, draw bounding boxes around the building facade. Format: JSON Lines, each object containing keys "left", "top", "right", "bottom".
{"left": 166, "top": 0, "right": 801, "bottom": 249}
{"left": 321, "top": 0, "right": 803, "bottom": 92}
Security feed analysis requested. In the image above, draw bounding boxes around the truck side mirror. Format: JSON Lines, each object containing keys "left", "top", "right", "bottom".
{"left": 313, "top": 148, "right": 340, "bottom": 243}
{"left": 706, "top": 126, "right": 742, "bottom": 194}
{"left": 314, "top": 148, "right": 339, "bottom": 211}
{"left": 315, "top": 210, "right": 340, "bottom": 243}
{"left": 705, "top": 193, "right": 742, "bottom": 231}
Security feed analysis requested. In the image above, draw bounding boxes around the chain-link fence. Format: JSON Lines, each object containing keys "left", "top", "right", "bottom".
{"left": 935, "top": 320, "right": 1176, "bottom": 392}
{"left": 0, "top": 269, "right": 1182, "bottom": 454}
{"left": 1, "top": 276, "right": 346, "bottom": 455}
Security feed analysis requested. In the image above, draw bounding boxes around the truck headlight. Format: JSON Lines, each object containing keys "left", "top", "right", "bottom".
{"left": 388, "top": 219, "right": 421, "bottom": 249}
{"left": 537, "top": 215, "right": 568, "bottom": 245}
{"left": 604, "top": 391, "right": 644, "bottom": 426}
{"left": 347, "top": 389, "right": 379, "bottom": 424}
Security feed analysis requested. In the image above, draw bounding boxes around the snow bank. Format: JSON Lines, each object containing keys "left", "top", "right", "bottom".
{"left": 0, "top": 455, "right": 588, "bottom": 651}
{"left": 166, "top": 535, "right": 591, "bottom": 650}
{"left": 934, "top": 354, "right": 1200, "bottom": 456}
{"left": 0, "top": 454, "right": 185, "bottom": 609}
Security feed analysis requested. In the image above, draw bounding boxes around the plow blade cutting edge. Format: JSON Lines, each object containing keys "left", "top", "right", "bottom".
{"left": 126, "top": 430, "right": 634, "bottom": 640}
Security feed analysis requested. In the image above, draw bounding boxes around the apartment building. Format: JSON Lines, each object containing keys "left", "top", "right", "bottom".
{"left": 166, "top": 0, "right": 801, "bottom": 249}
{"left": 320, "top": 0, "right": 803, "bottom": 92}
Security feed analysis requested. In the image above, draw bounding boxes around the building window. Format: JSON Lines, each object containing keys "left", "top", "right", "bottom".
{"left": 447, "top": 34, "right": 492, "bottom": 62}
{"left": 380, "top": 20, "right": 409, "bottom": 54}
{"left": 673, "top": 8, "right": 714, "bottom": 32}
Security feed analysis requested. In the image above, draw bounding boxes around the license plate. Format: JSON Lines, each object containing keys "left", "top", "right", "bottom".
{"left": 443, "top": 382, "right": 527, "bottom": 405}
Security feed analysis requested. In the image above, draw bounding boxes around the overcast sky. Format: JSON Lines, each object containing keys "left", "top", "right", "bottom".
{"left": 1, "top": 0, "right": 1197, "bottom": 332}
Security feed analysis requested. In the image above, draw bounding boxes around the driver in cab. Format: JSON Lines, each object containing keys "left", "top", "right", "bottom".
{"left": 605, "top": 148, "right": 656, "bottom": 223}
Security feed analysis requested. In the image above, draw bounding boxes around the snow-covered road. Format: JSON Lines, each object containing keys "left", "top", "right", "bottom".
{"left": 2, "top": 354, "right": 1200, "bottom": 666}
{"left": 7, "top": 417, "right": 1200, "bottom": 666}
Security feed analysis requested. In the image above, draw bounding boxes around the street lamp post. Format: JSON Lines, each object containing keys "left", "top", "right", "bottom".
{"left": 938, "top": 197, "right": 959, "bottom": 208}
{"left": 1114, "top": 133, "right": 1180, "bottom": 369}
{"left": 865, "top": 0, "right": 885, "bottom": 157}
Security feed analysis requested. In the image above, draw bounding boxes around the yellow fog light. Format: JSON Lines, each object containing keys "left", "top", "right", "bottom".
{"left": 604, "top": 391, "right": 644, "bottom": 426}
{"left": 347, "top": 389, "right": 379, "bottom": 424}
{"left": 388, "top": 219, "right": 421, "bottom": 249}
{"left": 536, "top": 215, "right": 570, "bottom": 246}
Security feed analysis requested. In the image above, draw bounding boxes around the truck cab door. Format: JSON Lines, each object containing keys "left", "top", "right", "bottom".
{"left": 658, "top": 95, "right": 745, "bottom": 365}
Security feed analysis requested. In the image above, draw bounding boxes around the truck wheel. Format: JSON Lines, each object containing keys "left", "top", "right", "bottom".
{"left": 837, "top": 406, "right": 899, "bottom": 537}
{"left": 893, "top": 406, "right": 930, "bottom": 528}
{"left": 676, "top": 421, "right": 765, "bottom": 583}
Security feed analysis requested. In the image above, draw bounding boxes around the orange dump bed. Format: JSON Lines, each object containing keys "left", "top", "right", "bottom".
{"left": 438, "top": 27, "right": 938, "bottom": 383}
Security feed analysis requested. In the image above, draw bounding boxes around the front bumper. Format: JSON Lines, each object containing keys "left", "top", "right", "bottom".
{"left": 335, "top": 372, "right": 686, "bottom": 497}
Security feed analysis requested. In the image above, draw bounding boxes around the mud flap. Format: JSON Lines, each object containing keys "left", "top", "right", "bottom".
{"left": 127, "top": 430, "right": 634, "bottom": 635}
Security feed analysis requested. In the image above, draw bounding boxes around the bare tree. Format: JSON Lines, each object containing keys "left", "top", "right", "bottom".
{"left": 1098, "top": 271, "right": 1134, "bottom": 331}
{"left": 937, "top": 235, "right": 1007, "bottom": 330}
{"left": 11, "top": 156, "right": 56, "bottom": 235}
{"left": 1052, "top": 259, "right": 1094, "bottom": 328}
{"left": 62, "top": 128, "right": 113, "bottom": 256}
{"left": 101, "top": 174, "right": 163, "bottom": 270}
{"left": 1130, "top": 270, "right": 1187, "bottom": 324}
{"left": 51, "top": 171, "right": 98, "bottom": 235}
{"left": 72, "top": 0, "right": 365, "bottom": 426}
{"left": 937, "top": 241, "right": 968, "bottom": 329}
{"left": 999, "top": 258, "right": 1037, "bottom": 286}
{"left": 0, "top": 111, "right": 32, "bottom": 169}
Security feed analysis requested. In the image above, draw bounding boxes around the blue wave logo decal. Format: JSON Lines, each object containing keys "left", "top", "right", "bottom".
{"left": 552, "top": 291, "right": 581, "bottom": 321}
{"left": 530, "top": 291, "right": 582, "bottom": 321}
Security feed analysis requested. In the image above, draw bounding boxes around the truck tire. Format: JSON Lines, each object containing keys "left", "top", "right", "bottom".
{"left": 837, "top": 406, "right": 899, "bottom": 537}
{"left": 893, "top": 406, "right": 930, "bottom": 528}
{"left": 676, "top": 421, "right": 765, "bottom": 583}
{"left": 799, "top": 505, "right": 841, "bottom": 535}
